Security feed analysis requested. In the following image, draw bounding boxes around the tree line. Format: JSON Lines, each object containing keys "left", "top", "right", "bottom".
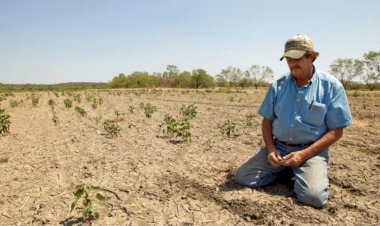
{"left": 108, "top": 65, "right": 273, "bottom": 89}
{"left": 329, "top": 50, "right": 380, "bottom": 90}
{"left": 0, "top": 50, "right": 378, "bottom": 92}
{"left": 109, "top": 50, "right": 379, "bottom": 90}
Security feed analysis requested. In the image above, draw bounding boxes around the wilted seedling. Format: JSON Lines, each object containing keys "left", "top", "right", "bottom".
{"left": 91, "top": 99, "right": 97, "bottom": 109}
{"left": 245, "top": 113, "right": 256, "bottom": 126}
{"left": 205, "top": 138, "right": 214, "bottom": 149}
{"left": 0, "top": 108, "right": 11, "bottom": 135}
{"left": 9, "top": 100, "right": 19, "bottom": 108}
{"left": 71, "top": 183, "right": 105, "bottom": 224}
{"left": 0, "top": 157, "right": 8, "bottom": 164}
{"left": 73, "top": 93, "right": 81, "bottom": 103}
{"left": 52, "top": 112, "right": 59, "bottom": 125}
{"left": 98, "top": 97, "right": 103, "bottom": 105}
{"left": 114, "top": 110, "right": 121, "bottom": 118}
{"left": 220, "top": 119, "right": 236, "bottom": 137}
{"left": 75, "top": 106, "right": 87, "bottom": 117}
{"left": 128, "top": 106, "right": 135, "bottom": 113}
{"left": 85, "top": 93, "right": 93, "bottom": 102}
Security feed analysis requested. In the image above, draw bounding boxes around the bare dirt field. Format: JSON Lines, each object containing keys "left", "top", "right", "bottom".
{"left": 0, "top": 88, "right": 379, "bottom": 226}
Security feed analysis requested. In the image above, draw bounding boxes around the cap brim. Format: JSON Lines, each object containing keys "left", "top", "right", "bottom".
{"left": 280, "top": 50, "right": 307, "bottom": 61}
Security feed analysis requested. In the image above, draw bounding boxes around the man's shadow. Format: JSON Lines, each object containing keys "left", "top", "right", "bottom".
{"left": 219, "top": 168, "right": 295, "bottom": 198}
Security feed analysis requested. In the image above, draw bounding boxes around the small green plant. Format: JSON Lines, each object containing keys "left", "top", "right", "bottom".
{"left": 48, "top": 99, "right": 56, "bottom": 110}
{"left": 220, "top": 119, "right": 236, "bottom": 137}
{"left": 71, "top": 183, "right": 105, "bottom": 223}
{"left": 0, "top": 108, "right": 11, "bottom": 135}
{"left": 75, "top": 106, "right": 87, "bottom": 117}
{"left": 32, "top": 95, "right": 39, "bottom": 107}
{"left": 103, "top": 120, "right": 121, "bottom": 138}
{"left": 159, "top": 113, "right": 191, "bottom": 141}
{"left": 64, "top": 99, "right": 73, "bottom": 108}
{"left": 176, "top": 117, "right": 191, "bottom": 141}
{"left": 160, "top": 113, "right": 178, "bottom": 136}
{"left": 48, "top": 99, "right": 55, "bottom": 106}
{"left": 180, "top": 104, "right": 197, "bottom": 119}
{"left": 142, "top": 103, "right": 157, "bottom": 118}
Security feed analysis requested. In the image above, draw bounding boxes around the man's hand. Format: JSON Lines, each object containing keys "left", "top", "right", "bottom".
{"left": 267, "top": 149, "right": 283, "bottom": 167}
{"left": 280, "top": 151, "right": 305, "bottom": 167}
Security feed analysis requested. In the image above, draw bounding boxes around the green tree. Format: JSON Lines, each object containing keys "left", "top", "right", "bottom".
{"left": 362, "top": 50, "right": 380, "bottom": 91}
{"left": 173, "top": 71, "right": 192, "bottom": 88}
{"left": 162, "top": 65, "right": 180, "bottom": 87}
{"left": 245, "top": 65, "right": 274, "bottom": 89}
{"left": 216, "top": 66, "right": 243, "bottom": 87}
{"left": 191, "top": 69, "right": 214, "bottom": 88}
{"left": 109, "top": 73, "right": 127, "bottom": 88}
{"left": 128, "top": 71, "right": 156, "bottom": 88}
{"left": 329, "top": 58, "right": 363, "bottom": 89}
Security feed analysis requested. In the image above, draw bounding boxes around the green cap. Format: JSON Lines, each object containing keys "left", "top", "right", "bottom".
{"left": 280, "top": 34, "right": 314, "bottom": 61}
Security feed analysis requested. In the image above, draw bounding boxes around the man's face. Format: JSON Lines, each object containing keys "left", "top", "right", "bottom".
{"left": 285, "top": 54, "right": 313, "bottom": 79}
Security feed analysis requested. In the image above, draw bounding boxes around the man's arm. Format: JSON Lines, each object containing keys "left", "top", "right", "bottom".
{"left": 280, "top": 127, "right": 344, "bottom": 167}
{"left": 262, "top": 118, "right": 283, "bottom": 167}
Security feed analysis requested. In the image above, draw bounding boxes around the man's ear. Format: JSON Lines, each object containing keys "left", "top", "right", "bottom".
{"left": 309, "top": 52, "right": 319, "bottom": 62}
{"left": 309, "top": 51, "right": 319, "bottom": 61}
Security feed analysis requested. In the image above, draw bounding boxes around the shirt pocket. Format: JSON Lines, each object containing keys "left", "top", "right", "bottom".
{"left": 303, "top": 101, "right": 327, "bottom": 126}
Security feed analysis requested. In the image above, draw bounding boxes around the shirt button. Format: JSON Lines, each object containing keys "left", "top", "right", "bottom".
{"left": 289, "top": 137, "right": 293, "bottom": 141}
{"left": 291, "top": 124, "right": 294, "bottom": 127}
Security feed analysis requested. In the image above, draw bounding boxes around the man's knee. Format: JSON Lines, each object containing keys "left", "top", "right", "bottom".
{"left": 296, "top": 187, "right": 328, "bottom": 208}
{"left": 234, "top": 167, "right": 261, "bottom": 188}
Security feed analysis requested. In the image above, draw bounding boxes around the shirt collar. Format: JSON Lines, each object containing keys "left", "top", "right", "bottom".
{"left": 291, "top": 65, "right": 316, "bottom": 88}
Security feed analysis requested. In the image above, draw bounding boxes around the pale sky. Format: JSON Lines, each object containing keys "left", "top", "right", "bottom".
{"left": 1, "top": 0, "right": 379, "bottom": 84}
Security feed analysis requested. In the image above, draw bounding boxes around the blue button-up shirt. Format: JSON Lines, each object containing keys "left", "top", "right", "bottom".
{"left": 258, "top": 69, "right": 352, "bottom": 144}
